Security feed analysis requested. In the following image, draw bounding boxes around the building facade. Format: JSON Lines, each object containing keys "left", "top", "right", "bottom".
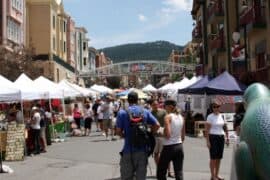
{"left": 75, "top": 27, "right": 89, "bottom": 73}
{"left": 26, "top": 0, "right": 75, "bottom": 82}
{"left": 238, "top": 0, "right": 270, "bottom": 85}
{"left": 1, "top": 0, "right": 25, "bottom": 49}
{"left": 67, "top": 16, "right": 76, "bottom": 68}
{"left": 191, "top": 0, "right": 270, "bottom": 85}
{"left": 88, "top": 47, "right": 97, "bottom": 71}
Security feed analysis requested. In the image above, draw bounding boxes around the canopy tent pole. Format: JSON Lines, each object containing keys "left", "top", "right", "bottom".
{"left": 49, "top": 98, "right": 56, "bottom": 141}
{"left": 61, "top": 97, "right": 67, "bottom": 133}
{"left": 20, "top": 99, "right": 27, "bottom": 158}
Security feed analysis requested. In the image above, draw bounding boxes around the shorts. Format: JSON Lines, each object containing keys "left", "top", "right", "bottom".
{"left": 209, "top": 134, "right": 225, "bottom": 159}
{"left": 84, "top": 117, "right": 92, "bottom": 129}
{"left": 154, "top": 137, "right": 164, "bottom": 154}
{"left": 111, "top": 117, "right": 116, "bottom": 127}
{"left": 103, "top": 119, "right": 112, "bottom": 129}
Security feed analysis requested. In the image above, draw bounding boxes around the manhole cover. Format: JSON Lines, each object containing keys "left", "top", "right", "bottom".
{"left": 48, "top": 162, "right": 74, "bottom": 168}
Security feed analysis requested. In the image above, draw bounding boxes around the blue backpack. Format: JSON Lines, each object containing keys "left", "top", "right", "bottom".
{"left": 127, "top": 108, "right": 155, "bottom": 156}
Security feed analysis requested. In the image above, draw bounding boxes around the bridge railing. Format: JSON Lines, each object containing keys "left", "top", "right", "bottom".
{"left": 79, "top": 60, "right": 196, "bottom": 77}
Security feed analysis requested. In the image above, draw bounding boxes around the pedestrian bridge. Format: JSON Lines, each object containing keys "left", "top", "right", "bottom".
{"left": 79, "top": 60, "right": 196, "bottom": 77}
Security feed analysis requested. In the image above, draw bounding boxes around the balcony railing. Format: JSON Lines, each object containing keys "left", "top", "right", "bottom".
{"left": 192, "top": 23, "right": 202, "bottom": 39}
{"left": 207, "top": 0, "right": 224, "bottom": 20}
{"left": 210, "top": 28, "right": 225, "bottom": 51}
{"left": 240, "top": 5, "right": 266, "bottom": 27}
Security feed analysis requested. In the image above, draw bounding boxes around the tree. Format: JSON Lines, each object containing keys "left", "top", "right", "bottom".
{"left": 0, "top": 45, "right": 43, "bottom": 81}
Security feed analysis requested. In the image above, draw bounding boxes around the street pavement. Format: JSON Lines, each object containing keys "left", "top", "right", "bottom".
{"left": 2, "top": 131, "right": 233, "bottom": 180}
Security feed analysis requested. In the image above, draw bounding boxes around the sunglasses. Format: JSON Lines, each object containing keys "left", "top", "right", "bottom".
{"left": 213, "top": 106, "right": 220, "bottom": 108}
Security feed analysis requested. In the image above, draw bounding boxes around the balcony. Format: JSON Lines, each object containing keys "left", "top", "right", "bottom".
{"left": 210, "top": 28, "right": 225, "bottom": 53}
{"left": 192, "top": 23, "right": 202, "bottom": 42}
{"left": 240, "top": 5, "right": 267, "bottom": 29}
{"left": 207, "top": 0, "right": 224, "bottom": 24}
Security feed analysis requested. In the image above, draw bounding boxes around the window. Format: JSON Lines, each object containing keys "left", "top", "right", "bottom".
{"left": 7, "top": 18, "right": 22, "bottom": 44}
{"left": 12, "top": 0, "right": 23, "bottom": 12}
{"left": 83, "top": 58, "right": 87, "bottom": 66}
{"left": 53, "top": 36, "right": 56, "bottom": 50}
{"left": 83, "top": 42, "right": 87, "bottom": 50}
{"left": 63, "top": 41, "right": 66, "bottom": 52}
{"left": 53, "top": 15, "right": 56, "bottom": 29}
{"left": 63, "top": 21, "right": 66, "bottom": 32}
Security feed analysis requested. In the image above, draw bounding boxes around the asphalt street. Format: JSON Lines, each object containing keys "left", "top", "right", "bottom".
{"left": 2, "top": 131, "right": 233, "bottom": 180}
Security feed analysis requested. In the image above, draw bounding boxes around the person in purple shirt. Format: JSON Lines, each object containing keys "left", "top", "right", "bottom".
{"left": 116, "top": 91, "right": 160, "bottom": 180}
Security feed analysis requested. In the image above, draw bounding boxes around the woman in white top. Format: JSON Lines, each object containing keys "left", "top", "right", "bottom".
{"left": 157, "top": 99, "right": 185, "bottom": 180}
{"left": 206, "top": 100, "right": 229, "bottom": 180}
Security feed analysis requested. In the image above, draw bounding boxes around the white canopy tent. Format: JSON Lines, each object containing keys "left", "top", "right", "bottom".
{"left": 158, "top": 83, "right": 174, "bottom": 92}
{"left": 142, "top": 84, "right": 157, "bottom": 92}
{"left": 0, "top": 75, "right": 15, "bottom": 87}
{"left": 34, "top": 76, "right": 64, "bottom": 99}
{"left": 171, "top": 77, "right": 191, "bottom": 91}
{"left": 14, "top": 73, "right": 49, "bottom": 100}
{"left": 0, "top": 75, "right": 21, "bottom": 102}
{"left": 0, "top": 84, "right": 21, "bottom": 102}
{"left": 58, "top": 80, "right": 82, "bottom": 97}
{"left": 68, "top": 82, "right": 97, "bottom": 97}
{"left": 90, "top": 84, "right": 113, "bottom": 94}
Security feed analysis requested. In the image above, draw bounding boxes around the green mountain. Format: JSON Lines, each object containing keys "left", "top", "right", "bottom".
{"left": 99, "top": 41, "right": 184, "bottom": 63}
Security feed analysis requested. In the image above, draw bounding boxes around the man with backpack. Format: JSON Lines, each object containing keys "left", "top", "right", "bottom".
{"left": 116, "top": 91, "right": 160, "bottom": 180}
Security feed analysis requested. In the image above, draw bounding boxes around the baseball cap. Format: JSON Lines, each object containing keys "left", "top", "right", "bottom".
{"left": 128, "top": 91, "right": 138, "bottom": 101}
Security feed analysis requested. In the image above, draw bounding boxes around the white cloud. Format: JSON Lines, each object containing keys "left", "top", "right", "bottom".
{"left": 138, "top": 14, "right": 147, "bottom": 22}
{"left": 90, "top": 0, "right": 192, "bottom": 48}
{"left": 162, "top": 0, "right": 192, "bottom": 13}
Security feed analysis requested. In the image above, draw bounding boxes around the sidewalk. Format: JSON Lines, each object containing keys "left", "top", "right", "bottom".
{"left": 2, "top": 133, "right": 233, "bottom": 180}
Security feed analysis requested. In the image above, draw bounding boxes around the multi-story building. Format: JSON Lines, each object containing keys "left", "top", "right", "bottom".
{"left": 191, "top": 0, "right": 207, "bottom": 75}
{"left": 238, "top": 0, "right": 270, "bottom": 85}
{"left": 95, "top": 51, "right": 110, "bottom": 68}
{"left": 26, "top": 0, "right": 75, "bottom": 82}
{"left": 192, "top": 0, "right": 237, "bottom": 76}
{"left": 1, "top": 0, "right": 25, "bottom": 49}
{"left": 191, "top": 0, "right": 270, "bottom": 85}
{"left": 75, "top": 27, "right": 89, "bottom": 73}
{"left": 88, "top": 47, "right": 97, "bottom": 71}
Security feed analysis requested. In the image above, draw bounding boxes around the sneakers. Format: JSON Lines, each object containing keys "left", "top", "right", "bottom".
{"left": 168, "top": 172, "right": 175, "bottom": 178}
{"left": 111, "top": 137, "right": 117, "bottom": 141}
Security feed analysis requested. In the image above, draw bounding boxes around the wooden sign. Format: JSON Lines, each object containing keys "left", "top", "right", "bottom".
{"left": 5, "top": 122, "right": 25, "bottom": 161}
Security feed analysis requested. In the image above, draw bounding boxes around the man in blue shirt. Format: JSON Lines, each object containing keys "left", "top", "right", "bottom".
{"left": 116, "top": 91, "right": 160, "bottom": 180}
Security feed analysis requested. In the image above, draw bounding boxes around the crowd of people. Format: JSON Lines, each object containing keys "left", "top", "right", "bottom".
{"left": 115, "top": 92, "right": 246, "bottom": 180}
{"left": 1, "top": 90, "right": 246, "bottom": 180}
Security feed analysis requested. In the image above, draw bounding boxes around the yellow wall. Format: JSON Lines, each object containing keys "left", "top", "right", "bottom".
{"left": 26, "top": 0, "right": 74, "bottom": 82}
{"left": 26, "top": 3, "right": 51, "bottom": 54}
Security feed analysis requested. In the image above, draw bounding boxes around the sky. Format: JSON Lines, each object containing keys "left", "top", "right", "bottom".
{"left": 63, "top": 0, "right": 193, "bottom": 49}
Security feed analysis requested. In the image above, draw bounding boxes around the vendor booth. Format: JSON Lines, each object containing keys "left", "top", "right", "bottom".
{"left": 178, "top": 71, "right": 247, "bottom": 136}
{"left": 0, "top": 79, "right": 23, "bottom": 163}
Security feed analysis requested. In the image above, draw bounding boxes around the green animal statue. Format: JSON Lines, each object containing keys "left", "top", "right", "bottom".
{"left": 234, "top": 83, "right": 270, "bottom": 180}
